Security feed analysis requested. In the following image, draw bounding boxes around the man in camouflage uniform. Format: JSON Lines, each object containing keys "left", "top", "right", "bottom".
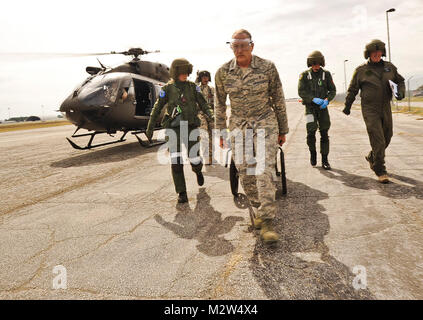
{"left": 298, "top": 51, "right": 336, "bottom": 170}
{"left": 343, "top": 39, "right": 405, "bottom": 183}
{"left": 146, "top": 58, "right": 214, "bottom": 203}
{"left": 196, "top": 70, "right": 215, "bottom": 164}
{"left": 215, "top": 29, "right": 289, "bottom": 245}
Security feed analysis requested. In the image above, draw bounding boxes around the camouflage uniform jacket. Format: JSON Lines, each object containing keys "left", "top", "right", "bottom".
{"left": 215, "top": 55, "right": 289, "bottom": 134}
{"left": 199, "top": 83, "right": 215, "bottom": 108}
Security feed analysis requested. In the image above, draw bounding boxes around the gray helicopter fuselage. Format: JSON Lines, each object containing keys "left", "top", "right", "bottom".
{"left": 60, "top": 61, "right": 169, "bottom": 133}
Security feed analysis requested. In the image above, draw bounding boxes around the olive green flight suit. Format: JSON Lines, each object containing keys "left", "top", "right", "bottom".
{"left": 345, "top": 60, "right": 405, "bottom": 176}
{"left": 147, "top": 80, "right": 213, "bottom": 193}
{"left": 298, "top": 68, "right": 336, "bottom": 156}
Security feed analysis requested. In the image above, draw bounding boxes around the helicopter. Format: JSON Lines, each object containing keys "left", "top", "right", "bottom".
{"left": 59, "top": 48, "right": 169, "bottom": 150}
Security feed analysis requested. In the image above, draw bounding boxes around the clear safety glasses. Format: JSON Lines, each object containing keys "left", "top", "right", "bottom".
{"left": 226, "top": 38, "right": 253, "bottom": 51}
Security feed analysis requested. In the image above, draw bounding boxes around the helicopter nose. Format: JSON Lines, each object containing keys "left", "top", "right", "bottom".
{"left": 60, "top": 94, "right": 81, "bottom": 113}
{"left": 60, "top": 94, "right": 84, "bottom": 124}
{"left": 60, "top": 95, "right": 72, "bottom": 112}
{"left": 60, "top": 91, "right": 104, "bottom": 113}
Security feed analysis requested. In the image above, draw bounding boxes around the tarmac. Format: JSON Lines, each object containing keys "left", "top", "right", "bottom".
{"left": 396, "top": 101, "right": 423, "bottom": 108}
{"left": 0, "top": 101, "right": 422, "bottom": 299}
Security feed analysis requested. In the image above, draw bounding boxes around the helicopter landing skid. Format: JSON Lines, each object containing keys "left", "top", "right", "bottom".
{"left": 66, "top": 131, "right": 129, "bottom": 150}
{"left": 131, "top": 131, "right": 166, "bottom": 148}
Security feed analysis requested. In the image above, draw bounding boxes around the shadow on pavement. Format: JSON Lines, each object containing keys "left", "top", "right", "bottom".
{"left": 318, "top": 168, "right": 423, "bottom": 200}
{"left": 51, "top": 142, "right": 158, "bottom": 168}
{"left": 249, "top": 179, "right": 375, "bottom": 299}
{"left": 154, "top": 188, "right": 243, "bottom": 257}
{"left": 202, "top": 163, "right": 230, "bottom": 181}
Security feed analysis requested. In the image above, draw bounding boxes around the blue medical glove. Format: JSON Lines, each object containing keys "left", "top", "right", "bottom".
{"left": 312, "top": 98, "right": 324, "bottom": 106}
{"left": 320, "top": 100, "right": 329, "bottom": 109}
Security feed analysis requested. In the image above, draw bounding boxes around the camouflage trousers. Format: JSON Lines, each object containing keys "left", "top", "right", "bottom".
{"left": 198, "top": 112, "right": 214, "bottom": 164}
{"left": 230, "top": 118, "right": 279, "bottom": 221}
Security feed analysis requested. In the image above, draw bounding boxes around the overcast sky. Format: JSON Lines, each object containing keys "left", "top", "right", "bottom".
{"left": 1, "top": 0, "right": 422, "bottom": 119}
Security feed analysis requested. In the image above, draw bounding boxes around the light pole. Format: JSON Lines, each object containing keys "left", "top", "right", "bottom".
{"left": 343, "top": 59, "right": 348, "bottom": 94}
{"left": 386, "top": 8, "right": 395, "bottom": 62}
{"left": 408, "top": 76, "right": 414, "bottom": 112}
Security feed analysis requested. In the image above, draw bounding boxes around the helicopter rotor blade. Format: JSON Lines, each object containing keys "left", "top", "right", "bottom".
{"left": 0, "top": 48, "right": 161, "bottom": 60}
{"left": 0, "top": 52, "right": 114, "bottom": 59}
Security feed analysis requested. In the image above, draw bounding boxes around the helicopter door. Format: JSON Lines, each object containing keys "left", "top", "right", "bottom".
{"left": 133, "top": 79, "right": 154, "bottom": 118}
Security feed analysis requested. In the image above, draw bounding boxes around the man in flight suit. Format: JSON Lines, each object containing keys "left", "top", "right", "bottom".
{"left": 343, "top": 39, "right": 405, "bottom": 183}
{"left": 196, "top": 70, "right": 215, "bottom": 164}
{"left": 146, "top": 58, "right": 214, "bottom": 203}
{"left": 215, "top": 29, "right": 289, "bottom": 245}
{"left": 298, "top": 51, "right": 336, "bottom": 170}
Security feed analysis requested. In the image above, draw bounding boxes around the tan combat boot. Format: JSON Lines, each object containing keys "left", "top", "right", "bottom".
{"left": 253, "top": 217, "right": 263, "bottom": 229}
{"left": 378, "top": 174, "right": 390, "bottom": 184}
{"left": 260, "top": 220, "right": 279, "bottom": 245}
{"left": 250, "top": 201, "right": 262, "bottom": 229}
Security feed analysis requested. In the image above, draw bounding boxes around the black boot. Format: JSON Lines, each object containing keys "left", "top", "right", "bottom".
{"left": 365, "top": 151, "right": 374, "bottom": 170}
{"left": 178, "top": 191, "right": 188, "bottom": 203}
{"left": 196, "top": 171, "right": 204, "bottom": 186}
{"left": 310, "top": 150, "right": 317, "bottom": 166}
{"left": 322, "top": 155, "right": 331, "bottom": 170}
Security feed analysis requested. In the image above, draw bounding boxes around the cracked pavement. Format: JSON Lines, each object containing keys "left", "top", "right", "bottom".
{"left": 0, "top": 102, "right": 422, "bottom": 299}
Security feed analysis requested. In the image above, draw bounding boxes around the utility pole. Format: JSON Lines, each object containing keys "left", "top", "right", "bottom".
{"left": 343, "top": 59, "right": 348, "bottom": 94}
{"left": 386, "top": 8, "right": 396, "bottom": 62}
{"left": 408, "top": 76, "right": 414, "bottom": 112}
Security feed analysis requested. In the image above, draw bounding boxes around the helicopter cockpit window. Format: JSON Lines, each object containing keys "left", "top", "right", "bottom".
{"left": 72, "top": 75, "right": 95, "bottom": 97}
{"left": 102, "top": 82, "right": 119, "bottom": 103}
{"left": 78, "top": 73, "right": 129, "bottom": 106}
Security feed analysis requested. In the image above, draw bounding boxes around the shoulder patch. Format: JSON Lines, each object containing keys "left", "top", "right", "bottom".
{"left": 159, "top": 90, "right": 166, "bottom": 98}
{"left": 299, "top": 73, "right": 304, "bottom": 80}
